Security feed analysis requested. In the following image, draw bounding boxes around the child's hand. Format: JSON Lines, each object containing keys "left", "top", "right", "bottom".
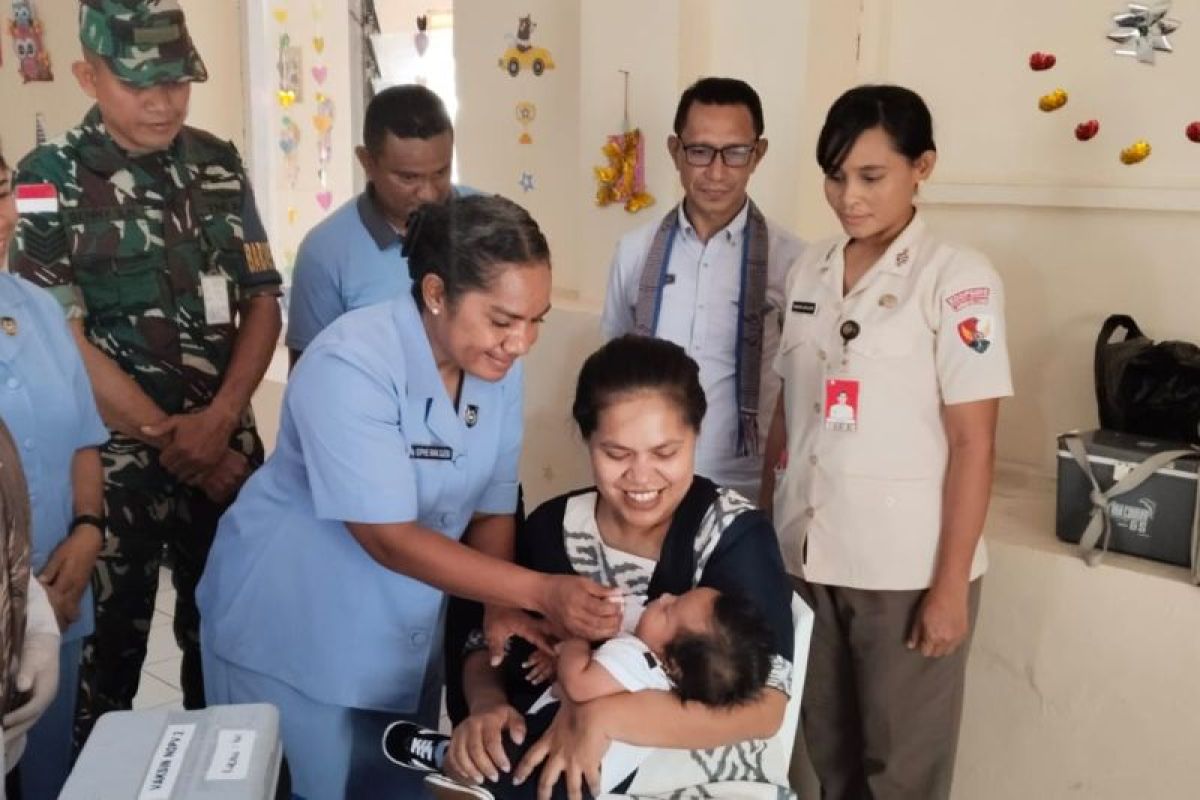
{"left": 523, "top": 648, "right": 556, "bottom": 686}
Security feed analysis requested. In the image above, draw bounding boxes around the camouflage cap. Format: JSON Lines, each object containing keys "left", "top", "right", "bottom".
{"left": 79, "top": 0, "right": 208, "bottom": 87}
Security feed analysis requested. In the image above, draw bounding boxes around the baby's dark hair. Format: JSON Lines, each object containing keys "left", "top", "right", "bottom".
{"left": 664, "top": 591, "right": 774, "bottom": 707}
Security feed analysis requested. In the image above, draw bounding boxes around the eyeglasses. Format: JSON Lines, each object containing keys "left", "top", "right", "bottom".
{"left": 676, "top": 140, "right": 760, "bottom": 167}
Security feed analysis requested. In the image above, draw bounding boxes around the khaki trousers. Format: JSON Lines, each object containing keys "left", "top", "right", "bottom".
{"left": 793, "top": 577, "right": 981, "bottom": 800}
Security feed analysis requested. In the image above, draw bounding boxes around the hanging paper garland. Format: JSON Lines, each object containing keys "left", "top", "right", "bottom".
{"left": 9, "top": 0, "right": 53, "bottom": 83}
{"left": 594, "top": 130, "right": 654, "bottom": 213}
{"left": 592, "top": 71, "right": 654, "bottom": 213}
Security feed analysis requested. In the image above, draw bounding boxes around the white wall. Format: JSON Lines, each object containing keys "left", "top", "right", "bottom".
{"left": 864, "top": 0, "right": 1200, "bottom": 473}
{"left": 0, "top": 0, "right": 244, "bottom": 164}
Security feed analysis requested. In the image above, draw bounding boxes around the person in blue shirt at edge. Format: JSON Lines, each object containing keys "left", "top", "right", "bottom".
{"left": 197, "top": 194, "right": 622, "bottom": 800}
{"left": 0, "top": 147, "right": 109, "bottom": 800}
{"left": 286, "top": 83, "right": 476, "bottom": 369}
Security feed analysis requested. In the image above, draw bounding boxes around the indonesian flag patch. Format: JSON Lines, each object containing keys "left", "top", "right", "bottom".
{"left": 15, "top": 183, "right": 58, "bottom": 215}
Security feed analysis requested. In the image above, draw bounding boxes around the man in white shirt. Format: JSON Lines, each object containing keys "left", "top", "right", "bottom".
{"left": 601, "top": 77, "right": 804, "bottom": 500}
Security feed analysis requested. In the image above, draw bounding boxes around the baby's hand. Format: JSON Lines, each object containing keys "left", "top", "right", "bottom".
{"left": 523, "top": 648, "right": 557, "bottom": 686}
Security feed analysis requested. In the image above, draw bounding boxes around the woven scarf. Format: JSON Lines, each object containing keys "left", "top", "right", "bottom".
{"left": 0, "top": 418, "right": 32, "bottom": 716}
{"left": 633, "top": 201, "right": 769, "bottom": 456}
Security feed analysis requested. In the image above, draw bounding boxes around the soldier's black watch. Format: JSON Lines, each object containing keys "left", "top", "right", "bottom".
{"left": 70, "top": 514, "right": 108, "bottom": 542}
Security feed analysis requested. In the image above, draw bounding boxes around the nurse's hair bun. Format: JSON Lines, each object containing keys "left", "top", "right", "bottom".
{"left": 405, "top": 194, "right": 550, "bottom": 314}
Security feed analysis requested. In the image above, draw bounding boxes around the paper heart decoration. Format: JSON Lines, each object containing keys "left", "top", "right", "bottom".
{"left": 272, "top": 8, "right": 287, "bottom": 23}
{"left": 313, "top": 37, "right": 325, "bottom": 54}
{"left": 313, "top": 114, "right": 333, "bottom": 134}
{"left": 1187, "top": 122, "right": 1200, "bottom": 143}
{"left": 312, "top": 65, "right": 328, "bottom": 85}
{"left": 1037, "top": 88, "right": 1067, "bottom": 112}
{"left": 277, "top": 90, "right": 296, "bottom": 108}
{"left": 1074, "top": 120, "right": 1099, "bottom": 141}
{"left": 316, "top": 191, "right": 333, "bottom": 210}
{"left": 287, "top": 207, "right": 298, "bottom": 225}
{"left": 414, "top": 31, "right": 429, "bottom": 56}
{"left": 1119, "top": 140, "right": 1151, "bottom": 165}
{"left": 1028, "top": 51, "right": 1056, "bottom": 71}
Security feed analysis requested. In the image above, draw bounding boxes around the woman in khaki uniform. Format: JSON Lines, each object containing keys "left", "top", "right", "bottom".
{"left": 762, "top": 85, "right": 1012, "bottom": 799}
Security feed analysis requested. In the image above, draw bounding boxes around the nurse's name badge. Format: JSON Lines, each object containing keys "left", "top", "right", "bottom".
{"left": 464, "top": 404, "right": 480, "bottom": 428}
{"left": 0, "top": 317, "right": 16, "bottom": 337}
{"left": 410, "top": 444, "right": 453, "bottom": 460}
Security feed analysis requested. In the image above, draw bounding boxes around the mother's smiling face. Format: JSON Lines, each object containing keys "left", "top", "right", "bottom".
{"left": 587, "top": 388, "right": 698, "bottom": 538}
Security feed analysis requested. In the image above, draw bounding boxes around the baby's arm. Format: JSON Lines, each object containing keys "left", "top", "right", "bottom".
{"left": 555, "top": 638, "right": 626, "bottom": 703}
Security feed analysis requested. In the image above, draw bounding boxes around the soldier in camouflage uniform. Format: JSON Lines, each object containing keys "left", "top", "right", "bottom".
{"left": 8, "top": 0, "right": 282, "bottom": 747}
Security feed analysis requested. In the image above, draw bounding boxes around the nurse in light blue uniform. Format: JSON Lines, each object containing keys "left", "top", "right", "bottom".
{"left": 0, "top": 154, "right": 109, "bottom": 800}
{"left": 198, "top": 195, "right": 620, "bottom": 800}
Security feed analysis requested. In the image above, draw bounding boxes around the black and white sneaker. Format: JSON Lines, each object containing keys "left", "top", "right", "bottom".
{"left": 382, "top": 721, "right": 449, "bottom": 773}
{"left": 424, "top": 773, "right": 497, "bottom": 799}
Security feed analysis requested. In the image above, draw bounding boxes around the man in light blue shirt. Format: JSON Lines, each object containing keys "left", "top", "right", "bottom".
{"left": 287, "top": 84, "right": 475, "bottom": 366}
{"left": 601, "top": 78, "right": 805, "bottom": 500}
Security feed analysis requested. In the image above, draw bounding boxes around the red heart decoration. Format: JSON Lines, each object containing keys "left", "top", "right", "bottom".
{"left": 1187, "top": 122, "right": 1200, "bottom": 143}
{"left": 1075, "top": 120, "right": 1099, "bottom": 141}
{"left": 1029, "top": 51, "right": 1056, "bottom": 71}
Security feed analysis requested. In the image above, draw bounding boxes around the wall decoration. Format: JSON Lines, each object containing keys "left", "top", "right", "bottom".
{"left": 34, "top": 112, "right": 46, "bottom": 146}
{"left": 313, "top": 92, "right": 335, "bottom": 208}
{"left": 1187, "top": 122, "right": 1200, "bottom": 143}
{"left": 279, "top": 115, "right": 301, "bottom": 188}
{"left": 1108, "top": 2, "right": 1180, "bottom": 64}
{"left": 414, "top": 15, "right": 429, "bottom": 56}
{"left": 592, "top": 71, "right": 655, "bottom": 213}
{"left": 313, "top": 36, "right": 325, "bottom": 54}
{"left": 271, "top": 7, "right": 288, "bottom": 24}
{"left": 9, "top": 0, "right": 53, "bottom": 83}
{"left": 351, "top": 0, "right": 380, "bottom": 108}
{"left": 1028, "top": 51, "right": 1056, "bottom": 70}
{"left": 498, "top": 14, "right": 555, "bottom": 77}
{"left": 518, "top": 171, "right": 535, "bottom": 192}
{"left": 287, "top": 206, "right": 298, "bottom": 226}
{"left": 1037, "top": 88, "right": 1068, "bottom": 111}
{"left": 1119, "top": 139, "right": 1151, "bottom": 164}
{"left": 1074, "top": 119, "right": 1100, "bottom": 141}
{"left": 515, "top": 101, "right": 536, "bottom": 144}
{"left": 278, "top": 34, "right": 304, "bottom": 104}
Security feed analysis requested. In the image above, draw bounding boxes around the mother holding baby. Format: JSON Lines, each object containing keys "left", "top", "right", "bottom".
{"left": 430, "top": 335, "right": 802, "bottom": 800}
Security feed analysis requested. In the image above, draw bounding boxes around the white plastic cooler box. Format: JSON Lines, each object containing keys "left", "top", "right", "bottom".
{"left": 60, "top": 703, "right": 283, "bottom": 800}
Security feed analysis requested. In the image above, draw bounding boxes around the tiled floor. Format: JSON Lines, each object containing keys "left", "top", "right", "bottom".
{"left": 131, "top": 568, "right": 185, "bottom": 711}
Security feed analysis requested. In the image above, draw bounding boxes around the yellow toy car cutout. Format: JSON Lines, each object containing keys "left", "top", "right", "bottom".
{"left": 498, "top": 46, "right": 556, "bottom": 77}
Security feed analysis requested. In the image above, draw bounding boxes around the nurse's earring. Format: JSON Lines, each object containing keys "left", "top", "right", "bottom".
{"left": 431, "top": 306, "right": 441, "bottom": 315}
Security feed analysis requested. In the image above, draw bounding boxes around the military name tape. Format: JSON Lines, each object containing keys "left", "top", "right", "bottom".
{"left": 15, "top": 183, "right": 58, "bottom": 214}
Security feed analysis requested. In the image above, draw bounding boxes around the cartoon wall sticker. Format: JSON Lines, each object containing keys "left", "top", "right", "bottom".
{"left": 415, "top": 15, "right": 429, "bottom": 56}
{"left": 498, "top": 14, "right": 555, "bottom": 77}
{"left": 10, "top": 0, "right": 53, "bottom": 83}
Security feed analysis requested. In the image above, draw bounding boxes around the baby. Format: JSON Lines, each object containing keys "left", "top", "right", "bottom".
{"left": 384, "top": 587, "right": 775, "bottom": 799}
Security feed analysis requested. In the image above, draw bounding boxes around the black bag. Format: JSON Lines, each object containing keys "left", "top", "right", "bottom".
{"left": 1094, "top": 314, "right": 1200, "bottom": 445}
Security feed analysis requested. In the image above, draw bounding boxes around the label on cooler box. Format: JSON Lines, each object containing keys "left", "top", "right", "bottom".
{"left": 206, "top": 729, "right": 257, "bottom": 782}
{"left": 139, "top": 723, "right": 197, "bottom": 799}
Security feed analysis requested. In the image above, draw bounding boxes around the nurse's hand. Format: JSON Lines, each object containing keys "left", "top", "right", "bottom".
{"left": 39, "top": 524, "right": 104, "bottom": 631}
{"left": 484, "top": 605, "right": 555, "bottom": 667}
{"left": 539, "top": 576, "right": 622, "bottom": 643}
{"left": 906, "top": 580, "right": 970, "bottom": 658}
{"left": 145, "top": 406, "right": 237, "bottom": 481}
{"left": 514, "top": 698, "right": 608, "bottom": 800}
{"left": 445, "top": 700, "right": 527, "bottom": 785}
